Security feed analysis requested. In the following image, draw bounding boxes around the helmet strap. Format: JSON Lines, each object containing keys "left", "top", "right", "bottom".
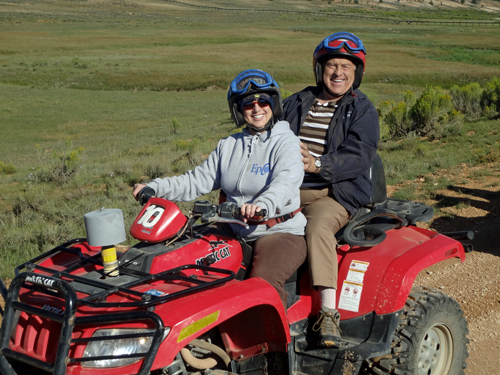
{"left": 246, "top": 117, "right": 275, "bottom": 134}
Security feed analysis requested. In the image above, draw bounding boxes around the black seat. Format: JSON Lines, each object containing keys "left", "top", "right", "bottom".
{"left": 338, "top": 154, "right": 434, "bottom": 247}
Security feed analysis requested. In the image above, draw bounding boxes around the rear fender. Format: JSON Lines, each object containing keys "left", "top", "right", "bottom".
{"left": 152, "top": 277, "right": 290, "bottom": 369}
{"left": 374, "top": 231, "right": 466, "bottom": 314}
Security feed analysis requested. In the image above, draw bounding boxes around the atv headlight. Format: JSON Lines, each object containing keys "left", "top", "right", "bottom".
{"left": 82, "top": 327, "right": 170, "bottom": 368}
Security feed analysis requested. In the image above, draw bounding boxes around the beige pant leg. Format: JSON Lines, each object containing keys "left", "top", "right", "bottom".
{"left": 300, "top": 188, "right": 351, "bottom": 289}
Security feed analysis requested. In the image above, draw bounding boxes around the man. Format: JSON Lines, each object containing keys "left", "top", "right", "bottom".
{"left": 281, "top": 32, "right": 379, "bottom": 348}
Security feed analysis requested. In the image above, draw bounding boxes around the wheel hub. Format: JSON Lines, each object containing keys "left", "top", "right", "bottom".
{"left": 417, "top": 322, "right": 453, "bottom": 375}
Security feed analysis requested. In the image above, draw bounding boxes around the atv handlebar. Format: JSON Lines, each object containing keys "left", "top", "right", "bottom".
{"left": 137, "top": 188, "right": 267, "bottom": 229}
{"left": 192, "top": 200, "right": 267, "bottom": 229}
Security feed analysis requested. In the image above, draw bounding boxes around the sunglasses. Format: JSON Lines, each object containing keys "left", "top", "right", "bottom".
{"left": 242, "top": 101, "right": 271, "bottom": 111}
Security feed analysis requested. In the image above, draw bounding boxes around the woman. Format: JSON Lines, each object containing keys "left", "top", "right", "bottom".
{"left": 132, "top": 69, "right": 307, "bottom": 308}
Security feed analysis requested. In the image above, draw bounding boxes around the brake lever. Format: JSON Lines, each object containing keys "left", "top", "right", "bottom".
{"left": 192, "top": 200, "right": 267, "bottom": 230}
{"left": 205, "top": 216, "right": 250, "bottom": 230}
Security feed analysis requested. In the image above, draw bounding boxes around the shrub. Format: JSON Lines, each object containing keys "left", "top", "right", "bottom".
{"left": 0, "top": 161, "right": 17, "bottom": 175}
{"left": 33, "top": 139, "right": 85, "bottom": 184}
{"left": 170, "top": 118, "right": 181, "bottom": 135}
{"left": 450, "top": 82, "right": 483, "bottom": 119}
{"left": 481, "top": 77, "right": 500, "bottom": 117}
{"left": 378, "top": 86, "right": 463, "bottom": 140}
{"left": 426, "top": 109, "right": 464, "bottom": 140}
{"left": 383, "top": 90, "right": 415, "bottom": 138}
{"left": 410, "top": 86, "right": 454, "bottom": 135}
{"left": 385, "top": 101, "right": 413, "bottom": 138}
{"left": 473, "top": 145, "right": 500, "bottom": 164}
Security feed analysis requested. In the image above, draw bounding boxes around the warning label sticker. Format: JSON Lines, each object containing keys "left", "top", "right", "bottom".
{"left": 349, "top": 260, "right": 369, "bottom": 271}
{"left": 338, "top": 280, "right": 363, "bottom": 312}
{"left": 346, "top": 260, "right": 369, "bottom": 283}
{"left": 346, "top": 269, "right": 365, "bottom": 283}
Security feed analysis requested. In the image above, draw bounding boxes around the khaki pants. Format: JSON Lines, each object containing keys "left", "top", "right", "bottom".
{"left": 249, "top": 232, "right": 307, "bottom": 308}
{"left": 300, "top": 187, "right": 350, "bottom": 289}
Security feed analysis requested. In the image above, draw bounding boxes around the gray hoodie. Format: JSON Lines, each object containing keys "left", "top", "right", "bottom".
{"left": 147, "top": 120, "right": 306, "bottom": 241}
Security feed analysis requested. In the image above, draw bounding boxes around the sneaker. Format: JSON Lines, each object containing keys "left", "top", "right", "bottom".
{"left": 312, "top": 307, "right": 342, "bottom": 348}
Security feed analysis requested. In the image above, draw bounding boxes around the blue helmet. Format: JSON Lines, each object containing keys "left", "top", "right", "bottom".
{"left": 227, "top": 69, "right": 283, "bottom": 127}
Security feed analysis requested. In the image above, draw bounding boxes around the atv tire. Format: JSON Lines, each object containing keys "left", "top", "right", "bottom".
{"left": 362, "top": 286, "right": 469, "bottom": 375}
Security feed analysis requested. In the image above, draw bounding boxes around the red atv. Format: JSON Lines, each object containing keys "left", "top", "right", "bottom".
{"left": 0, "top": 156, "right": 472, "bottom": 375}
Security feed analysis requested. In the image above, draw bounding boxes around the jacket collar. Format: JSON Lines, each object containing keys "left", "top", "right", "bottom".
{"left": 242, "top": 121, "right": 289, "bottom": 142}
{"left": 297, "top": 86, "right": 356, "bottom": 107}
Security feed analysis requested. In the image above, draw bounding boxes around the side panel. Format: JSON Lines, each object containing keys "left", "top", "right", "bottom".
{"left": 335, "top": 227, "right": 465, "bottom": 319}
{"left": 286, "top": 268, "right": 320, "bottom": 324}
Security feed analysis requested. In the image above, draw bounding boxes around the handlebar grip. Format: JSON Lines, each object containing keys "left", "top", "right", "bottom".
{"left": 252, "top": 209, "right": 267, "bottom": 219}
{"left": 138, "top": 186, "right": 156, "bottom": 206}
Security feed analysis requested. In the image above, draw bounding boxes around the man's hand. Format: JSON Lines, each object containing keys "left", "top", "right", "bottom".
{"left": 132, "top": 183, "right": 147, "bottom": 201}
{"left": 300, "top": 142, "right": 319, "bottom": 173}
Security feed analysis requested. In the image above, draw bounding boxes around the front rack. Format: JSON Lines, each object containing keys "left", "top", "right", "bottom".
{"left": 14, "top": 238, "right": 235, "bottom": 308}
{"left": 0, "top": 238, "right": 235, "bottom": 375}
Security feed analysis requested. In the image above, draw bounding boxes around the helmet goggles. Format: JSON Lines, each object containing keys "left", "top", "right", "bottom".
{"left": 315, "top": 32, "right": 366, "bottom": 56}
{"left": 229, "top": 69, "right": 279, "bottom": 97}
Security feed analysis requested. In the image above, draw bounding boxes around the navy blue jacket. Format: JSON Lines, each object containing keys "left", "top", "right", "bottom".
{"left": 282, "top": 86, "right": 379, "bottom": 215}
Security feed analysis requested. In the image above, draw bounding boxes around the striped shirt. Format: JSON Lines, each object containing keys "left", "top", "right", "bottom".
{"left": 298, "top": 99, "right": 339, "bottom": 188}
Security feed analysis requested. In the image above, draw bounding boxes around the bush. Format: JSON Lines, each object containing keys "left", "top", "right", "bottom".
{"left": 450, "top": 82, "right": 483, "bottom": 119}
{"left": 410, "top": 85, "right": 454, "bottom": 135}
{"left": 0, "top": 161, "right": 17, "bottom": 175}
{"left": 382, "top": 90, "right": 415, "bottom": 139}
{"left": 472, "top": 145, "right": 500, "bottom": 164}
{"left": 385, "top": 101, "right": 413, "bottom": 138}
{"left": 170, "top": 118, "right": 181, "bottom": 135}
{"left": 378, "top": 86, "right": 463, "bottom": 140}
{"left": 32, "top": 139, "right": 85, "bottom": 185}
{"left": 481, "top": 77, "right": 500, "bottom": 117}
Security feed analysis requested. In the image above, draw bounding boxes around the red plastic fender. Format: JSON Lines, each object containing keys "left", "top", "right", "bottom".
{"left": 150, "top": 277, "right": 290, "bottom": 370}
{"left": 373, "top": 230, "right": 466, "bottom": 314}
{"left": 335, "top": 226, "right": 466, "bottom": 319}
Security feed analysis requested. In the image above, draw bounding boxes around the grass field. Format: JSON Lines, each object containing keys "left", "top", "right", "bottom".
{"left": 0, "top": 0, "right": 500, "bottom": 278}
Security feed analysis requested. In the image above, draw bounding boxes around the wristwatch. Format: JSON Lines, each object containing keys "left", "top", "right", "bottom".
{"left": 314, "top": 157, "right": 322, "bottom": 172}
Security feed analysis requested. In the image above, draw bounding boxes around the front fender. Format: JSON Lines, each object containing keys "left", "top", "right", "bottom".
{"left": 152, "top": 277, "right": 289, "bottom": 369}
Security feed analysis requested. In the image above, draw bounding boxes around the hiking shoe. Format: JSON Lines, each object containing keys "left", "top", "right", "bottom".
{"left": 312, "top": 308, "right": 342, "bottom": 348}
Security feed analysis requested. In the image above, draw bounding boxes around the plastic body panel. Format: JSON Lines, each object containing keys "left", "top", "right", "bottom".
{"left": 335, "top": 226, "right": 465, "bottom": 319}
{"left": 130, "top": 198, "right": 188, "bottom": 243}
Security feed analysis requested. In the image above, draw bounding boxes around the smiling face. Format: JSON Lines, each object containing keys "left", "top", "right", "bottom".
{"left": 321, "top": 57, "right": 356, "bottom": 100}
{"left": 242, "top": 101, "right": 273, "bottom": 131}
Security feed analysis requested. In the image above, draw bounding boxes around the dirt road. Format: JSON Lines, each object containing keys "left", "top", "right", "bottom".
{"left": 408, "top": 162, "right": 500, "bottom": 374}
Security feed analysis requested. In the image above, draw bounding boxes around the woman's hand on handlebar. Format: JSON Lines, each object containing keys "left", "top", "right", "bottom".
{"left": 240, "top": 203, "right": 262, "bottom": 223}
{"left": 132, "top": 183, "right": 148, "bottom": 201}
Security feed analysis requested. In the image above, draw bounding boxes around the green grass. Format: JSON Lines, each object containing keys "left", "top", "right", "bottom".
{"left": 1, "top": 0, "right": 500, "bottom": 278}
